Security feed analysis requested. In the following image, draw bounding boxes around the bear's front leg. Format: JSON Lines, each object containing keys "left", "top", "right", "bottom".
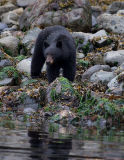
{"left": 47, "top": 64, "right": 60, "bottom": 83}
{"left": 63, "top": 61, "right": 76, "bottom": 82}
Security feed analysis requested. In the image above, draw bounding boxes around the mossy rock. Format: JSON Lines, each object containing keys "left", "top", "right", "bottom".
{"left": 0, "top": 66, "right": 21, "bottom": 85}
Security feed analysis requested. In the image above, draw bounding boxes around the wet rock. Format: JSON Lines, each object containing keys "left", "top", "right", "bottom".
{"left": 0, "top": 59, "right": 12, "bottom": 69}
{"left": 19, "top": 0, "right": 92, "bottom": 32}
{"left": 0, "top": 36, "right": 19, "bottom": 56}
{"left": 91, "top": 6, "right": 103, "bottom": 18}
{"left": 0, "top": 78, "right": 13, "bottom": 86}
{"left": 104, "top": 50, "right": 124, "bottom": 66}
{"left": 1, "top": 8, "right": 23, "bottom": 26}
{"left": 18, "top": 96, "right": 38, "bottom": 114}
{"left": 17, "top": 0, "right": 36, "bottom": 7}
{"left": 90, "top": 70, "right": 115, "bottom": 84}
{"left": 51, "top": 109, "right": 75, "bottom": 124}
{"left": 97, "top": 13, "right": 124, "bottom": 34}
{"left": 16, "top": 57, "right": 46, "bottom": 74}
{"left": 82, "top": 65, "right": 111, "bottom": 80}
{"left": 0, "top": 3, "right": 17, "bottom": 15}
{"left": 0, "top": 23, "right": 8, "bottom": 32}
{"left": 22, "top": 27, "right": 41, "bottom": 53}
{"left": 107, "top": 2, "right": 124, "bottom": 14}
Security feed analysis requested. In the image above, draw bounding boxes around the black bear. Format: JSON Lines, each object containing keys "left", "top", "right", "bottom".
{"left": 31, "top": 25, "right": 76, "bottom": 83}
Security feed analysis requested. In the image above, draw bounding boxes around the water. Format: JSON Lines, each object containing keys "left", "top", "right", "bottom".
{"left": 0, "top": 121, "right": 124, "bottom": 160}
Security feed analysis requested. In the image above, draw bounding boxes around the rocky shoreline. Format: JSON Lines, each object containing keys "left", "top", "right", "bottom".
{"left": 0, "top": 0, "right": 124, "bottom": 128}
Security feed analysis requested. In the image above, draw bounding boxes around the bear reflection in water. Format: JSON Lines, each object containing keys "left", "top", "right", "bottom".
{"left": 28, "top": 130, "right": 72, "bottom": 160}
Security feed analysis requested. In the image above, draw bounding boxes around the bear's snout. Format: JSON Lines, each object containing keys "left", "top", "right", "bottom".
{"left": 46, "top": 55, "right": 54, "bottom": 65}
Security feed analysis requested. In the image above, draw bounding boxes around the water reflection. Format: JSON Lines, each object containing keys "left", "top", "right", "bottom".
{"left": 0, "top": 123, "right": 124, "bottom": 160}
{"left": 28, "top": 130, "right": 72, "bottom": 160}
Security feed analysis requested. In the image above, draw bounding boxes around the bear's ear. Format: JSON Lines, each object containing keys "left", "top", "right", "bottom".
{"left": 56, "top": 41, "right": 62, "bottom": 48}
{"left": 44, "top": 41, "right": 49, "bottom": 48}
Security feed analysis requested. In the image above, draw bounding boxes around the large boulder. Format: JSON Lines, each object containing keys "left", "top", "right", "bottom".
{"left": 19, "top": 0, "right": 92, "bottom": 32}
{"left": 97, "top": 12, "right": 124, "bottom": 34}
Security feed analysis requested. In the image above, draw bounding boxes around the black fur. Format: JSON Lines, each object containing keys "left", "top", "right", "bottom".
{"left": 31, "top": 25, "right": 76, "bottom": 83}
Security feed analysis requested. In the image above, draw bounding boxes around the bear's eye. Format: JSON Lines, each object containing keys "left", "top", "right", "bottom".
{"left": 44, "top": 41, "right": 49, "bottom": 48}
{"left": 56, "top": 41, "right": 62, "bottom": 48}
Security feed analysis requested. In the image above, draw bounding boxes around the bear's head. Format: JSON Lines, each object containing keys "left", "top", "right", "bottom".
{"left": 43, "top": 33, "right": 72, "bottom": 65}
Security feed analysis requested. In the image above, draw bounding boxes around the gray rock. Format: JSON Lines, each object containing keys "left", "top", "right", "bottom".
{"left": 51, "top": 109, "right": 75, "bottom": 123}
{"left": 72, "top": 29, "right": 107, "bottom": 42}
{"left": 19, "top": 0, "right": 92, "bottom": 32}
{"left": 108, "top": 76, "right": 120, "bottom": 89}
{"left": 16, "top": 57, "right": 46, "bottom": 74}
{"left": 104, "top": 50, "right": 124, "bottom": 66}
{"left": 82, "top": 65, "right": 111, "bottom": 80}
{"left": 0, "top": 36, "right": 19, "bottom": 56}
{"left": 3, "top": 25, "right": 17, "bottom": 31}
{"left": 90, "top": 70, "right": 115, "bottom": 84}
{"left": 16, "top": 57, "right": 31, "bottom": 74}
{"left": 97, "top": 13, "right": 124, "bottom": 34}
{"left": 117, "top": 10, "right": 124, "bottom": 16}
{"left": 0, "top": 78, "right": 13, "bottom": 86}
{"left": 111, "top": 66, "right": 117, "bottom": 72}
{"left": 0, "top": 59, "right": 12, "bottom": 69}
{"left": 23, "top": 108, "right": 36, "bottom": 115}
{"left": 1, "top": 8, "right": 23, "bottom": 26}
{"left": 17, "top": 0, "right": 36, "bottom": 7}
{"left": 115, "top": 62, "right": 124, "bottom": 74}
{"left": 0, "top": 23, "right": 8, "bottom": 32}
{"left": 91, "top": 6, "right": 103, "bottom": 17}
{"left": 92, "top": 15, "right": 97, "bottom": 27}
{"left": 22, "top": 27, "right": 41, "bottom": 52}
{"left": 0, "top": 3, "right": 17, "bottom": 15}
{"left": 107, "top": 75, "right": 124, "bottom": 96}
{"left": 107, "top": 2, "right": 124, "bottom": 14}
{"left": 77, "top": 52, "right": 85, "bottom": 59}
